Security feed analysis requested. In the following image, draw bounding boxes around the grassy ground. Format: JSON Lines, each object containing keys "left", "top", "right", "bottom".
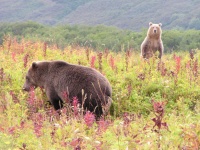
{"left": 0, "top": 37, "right": 199, "bottom": 149}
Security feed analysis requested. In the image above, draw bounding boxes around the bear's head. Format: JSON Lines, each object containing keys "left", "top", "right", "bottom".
{"left": 23, "top": 61, "right": 48, "bottom": 91}
{"left": 147, "top": 22, "right": 162, "bottom": 38}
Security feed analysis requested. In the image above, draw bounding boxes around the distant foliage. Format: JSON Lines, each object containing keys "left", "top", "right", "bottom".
{"left": 0, "top": 22, "right": 200, "bottom": 52}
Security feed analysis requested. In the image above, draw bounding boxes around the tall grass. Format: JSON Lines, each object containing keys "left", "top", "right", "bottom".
{"left": 0, "top": 36, "right": 199, "bottom": 149}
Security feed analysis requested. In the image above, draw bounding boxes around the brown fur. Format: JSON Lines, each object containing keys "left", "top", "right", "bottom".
{"left": 141, "top": 22, "right": 164, "bottom": 59}
{"left": 23, "top": 60, "right": 112, "bottom": 117}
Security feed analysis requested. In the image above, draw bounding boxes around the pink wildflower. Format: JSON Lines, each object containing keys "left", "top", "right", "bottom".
{"left": 109, "top": 55, "right": 115, "bottom": 70}
{"left": 174, "top": 55, "right": 181, "bottom": 74}
{"left": 72, "top": 96, "right": 79, "bottom": 116}
{"left": 11, "top": 52, "right": 16, "bottom": 62}
{"left": 84, "top": 111, "right": 95, "bottom": 127}
{"left": 97, "top": 118, "right": 109, "bottom": 132}
{"left": 90, "top": 56, "right": 96, "bottom": 68}
{"left": 23, "top": 54, "right": 29, "bottom": 68}
{"left": 62, "top": 91, "right": 69, "bottom": 103}
{"left": 33, "top": 113, "right": 43, "bottom": 137}
{"left": 28, "top": 87, "right": 35, "bottom": 105}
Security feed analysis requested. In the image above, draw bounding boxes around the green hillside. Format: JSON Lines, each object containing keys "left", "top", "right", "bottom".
{"left": 0, "top": 0, "right": 200, "bottom": 30}
{"left": 0, "top": 0, "right": 91, "bottom": 25}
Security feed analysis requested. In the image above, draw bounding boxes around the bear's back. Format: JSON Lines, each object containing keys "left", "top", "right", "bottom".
{"left": 49, "top": 61, "right": 112, "bottom": 98}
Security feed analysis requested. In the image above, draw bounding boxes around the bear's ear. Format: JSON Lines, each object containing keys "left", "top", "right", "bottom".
{"left": 159, "top": 23, "right": 162, "bottom": 26}
{"left": 32, "top": 62, "right": 38, "bottom": 69}
{"left": 149, "top": 22, "right": 153, "bottom": 26}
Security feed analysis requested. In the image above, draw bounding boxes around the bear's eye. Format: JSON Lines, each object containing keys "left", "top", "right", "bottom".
{"left": 26, "top": 76, "right": 30, "bottom": 81}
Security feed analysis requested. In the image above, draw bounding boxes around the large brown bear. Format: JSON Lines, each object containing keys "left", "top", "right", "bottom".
{"left": 141, "top": 22, "right": 164, "bottom": 59}
{"left": 23, "top": 60, "right": 112, "bottom": 118}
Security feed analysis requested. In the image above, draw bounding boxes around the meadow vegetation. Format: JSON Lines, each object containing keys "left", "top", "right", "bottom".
{"left": 0, "top": 36, "right": 199, "bottom": 149}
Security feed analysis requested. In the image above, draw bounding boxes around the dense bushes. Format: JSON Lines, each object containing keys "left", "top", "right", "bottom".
{"left": 0, "top": 22, "right": 200, "bottom": 52}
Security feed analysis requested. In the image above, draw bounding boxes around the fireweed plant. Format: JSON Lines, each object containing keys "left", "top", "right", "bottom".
{"left": 0, "top": 37, "right": 199, "bottom": 149}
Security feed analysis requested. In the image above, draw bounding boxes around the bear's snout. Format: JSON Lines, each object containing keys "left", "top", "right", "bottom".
{"left": 22, "top": 86, "right": 29, "bottom": 91}
{"left": 22, "top": 84, "right": 31, "bottom": 92}
{"left": 153, "top": 29, "right": 157, "bottom": 33}
{"left": 23, "top": 85, "right": 37, "bottom": 92}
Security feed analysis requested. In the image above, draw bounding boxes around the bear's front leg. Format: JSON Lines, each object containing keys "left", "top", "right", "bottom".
{"left": 158, "top": 51, "right": 162, "bottom": 59}
{"left": 141, "top": 41, "right": 149, "bottom": 59}
{"left": 158, "top": 47, "right": 163, "bottom": 59}
{"left": 46, "top": 89, "right": 63, "bottom": 110}
{"left": 158, "top": 42, "right": 164, "bottom": 59}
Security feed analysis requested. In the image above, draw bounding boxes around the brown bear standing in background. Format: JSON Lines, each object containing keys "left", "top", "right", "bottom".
{"left": 23, "top": 60, "right": 112, "bottom": 118}
{"left": 141, "top": 22, "right": 164, "bottom": 59}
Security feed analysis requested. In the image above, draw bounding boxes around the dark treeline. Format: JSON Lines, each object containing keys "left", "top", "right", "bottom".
{"left": 0, "top": 22, "right": 200, "bottom": 52}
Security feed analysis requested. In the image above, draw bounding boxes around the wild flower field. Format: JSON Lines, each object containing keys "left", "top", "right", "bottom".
{"left": 0, "top": 36, "right": 199, "bottom": 150}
